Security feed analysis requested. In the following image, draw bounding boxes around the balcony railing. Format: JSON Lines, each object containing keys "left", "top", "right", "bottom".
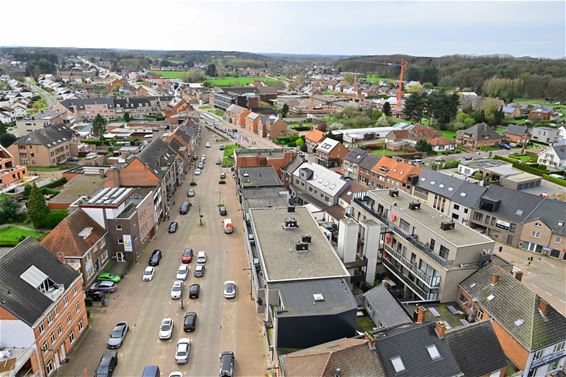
{"left": 354, "top": 198, "right": 451, "bottom": 267}
{"left": 381, "top": 257, "right": 428, "bottom": 299}
{"left": 383, "top": 244, "right": 441, "bottom": 287}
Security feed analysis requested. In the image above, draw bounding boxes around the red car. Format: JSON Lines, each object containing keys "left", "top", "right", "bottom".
{"left": 182, "top": 248, "right": 193, "bottom": 264}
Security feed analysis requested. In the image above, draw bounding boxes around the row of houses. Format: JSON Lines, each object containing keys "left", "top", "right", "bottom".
{"left": 224, "top": 104, "right": 288, "bottom": 140}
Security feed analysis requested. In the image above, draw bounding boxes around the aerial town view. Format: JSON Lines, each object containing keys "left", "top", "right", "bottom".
{"left": 0, "top": 1, "right": 564, "bottom": 377}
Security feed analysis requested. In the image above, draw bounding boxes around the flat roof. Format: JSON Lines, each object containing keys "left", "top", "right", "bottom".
{"left": 459, "top": 158, "right": 510, "bottom": 170}
{"left": 250, "top": 206, "right": 350, "bottom": 282}
{"left": 48, "top": 175, "right": 104, "bottom": 205}
{"left": 369, "top": 190, "right": 493, "bottom": 247}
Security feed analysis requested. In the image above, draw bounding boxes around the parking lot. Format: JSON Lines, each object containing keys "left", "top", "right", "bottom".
{"left": 56, "top": 127, "right": 268, "bottom": 376}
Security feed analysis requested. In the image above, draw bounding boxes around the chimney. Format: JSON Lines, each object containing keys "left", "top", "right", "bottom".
{"left": 491, "top": 274, "right": 500, "bottom": 285}
{"left": 56, "top": 252, "right": 65, "bottom": 264}
{"left": 415, "top": 306, "right": 427, "bottom": 324}
{"left": 435, "top": 321, "right": 446, "bottom": 338}
{"left": 514, "top": 271, "right": 523, "bottom": 282}
{"left": 538, "top": 299, "right": 548, "bottom": 317}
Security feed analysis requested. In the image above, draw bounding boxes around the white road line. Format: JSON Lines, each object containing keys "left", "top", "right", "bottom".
{"left": 531, "top": 283, "right": 539, "bottom": 289}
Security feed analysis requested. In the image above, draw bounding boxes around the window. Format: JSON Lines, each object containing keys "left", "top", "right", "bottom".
{"left": 54, "top": 306, "right": 59, "bottom": 317}
{"left": 509, "top": 223, "right": 516, "bottom": 233}
{"left": 50, "top": 332, "right": 56, "bottom": 343}
{"left": 531, "top": 231, "right": 541, "bottom": 238}
{"left": 439, "top": 245, "right": 449, "bottom": 260}
{"left": 390, "top": 356, "right": 405, "bottom": 373}
{"left": 464, "top": 208, "right": 468, "bottom": 214}
{"left": 473, "top": 212, "right": 483, "bottom": 221}
{"left": 553, "top": 342, "right": 565, "bottom": 353}
{"left": 73, "top": 285, "right": 78, "bottom": 295}
{"left": 39, "top": 322, "right": 45, "bottom": 334}
{"left": 42, "top": 341, "right": 48, "bottom": 352}
{"left": 57, "top": 324, "right": 62, "bottom": 336}
{"left": 426, "top": 345, "right": 441, "bottom": 360}
{"left": 63, "top": 295, "right": 68, "bottom": 306}
{"left": 453, "top": 204, "right": 460, "bottom": 210}
{"left": 555, "top": 236, "right": 561, "bottom": 243}
{"left": 399, "top": 219, "right": 410, "bottom": 232}
{"left": 118, "top": 238, "right": 123, "bottom": 244}
{"left": 458, "top": 292, "right": 468, "bottom": 305}
{"left": 75, "top": 302, "right": 80, "bottom": 313}
{"left": 476, "top": 309, "right": 484, "bottom": 321}
{"left": 116, "top": 225, "right": 122, "bottom": 230}
{"left": 533, "top": 349, "right": 544, "bottom": 360}
{"left": 78, "top": 318, "right": 84, "bottom": 332}
{"left": 69, "top": 331, "right": 75, "bottom": 344}
{"left": 46, "top": 360, "right": 53, "bottom": 374}
{"left": 67, "top": 313, "right": 72, "bottom": 324}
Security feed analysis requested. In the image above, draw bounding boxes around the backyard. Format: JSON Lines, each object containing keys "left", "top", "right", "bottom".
{"left": 0, "top": 226, "right": 45, "bottom": 247}
{"left": 441, "top": 130, "right": 457, "bottom": 140}
{"left": 222, "top": 144, "right": 239, "bottom": 167}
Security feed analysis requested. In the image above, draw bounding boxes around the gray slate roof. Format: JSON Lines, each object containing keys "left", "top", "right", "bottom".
{"left": 359, "top": 154, "right": 381, "bottom": 170}
{"left": 457, "top": 123, "right": 501, "bottom": 141}
{"left": 283, "top": 154, "right": 304, "bottom": 175}
{"left": 460, "top": 262, "right": 566, "bottom": 351}
{"left": 551, "top": 144, "right": 566, "bottom": 160}
{"left": 445, "top": 321, "right": 507, "bottom": 377}
{"left": 239, "top": 166, "right": 282, "bottom": 187}
{"left": 450, "top": 181, "right": 487, "bottom": 208}
{"left": 363, "top": 285, "right": 412, "bottom": 328}
{"left": 505, "top": 124, "right": 529, "bottom": 136}
{"left": 137, "top": 137, "right": 176, "bottom": 179}
{"left": 14, "top": 125, "right": 77, "bottom": 147}
{"left": 524, "top": 199, "right": 566, "bottom": 236}
{"left": 344, "top": 148, "right": 369, "bottom": 164}
{"left": 416, "top": 170, "right": 464, "bottom": 199}
{"left": 375, "top": 323, "right": 463, "bottom": 377}
{"left": 271, "top": 278, "right": 357, "bottom": 317}
{"left": 0, "top": 238, "right": 80, "bottom": 326}
{"left": 479, "top": 185, "right": 543, "bottom": 222}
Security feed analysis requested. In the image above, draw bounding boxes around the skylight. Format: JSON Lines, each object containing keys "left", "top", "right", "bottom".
{"left": 514, "top": 319, "right": 524, "bottom": 326}
{"left": 420, "top": 177, "right": 426, "bottom": 181}
{"left": 439, "top": 184, "right": 445, "bottom": 188}
{"left": 430, "top": 181, "right": 436, "bottom": 185}
{"left": 426, "top": 345, "right": 441, "bottom": 360}
{"left": 448, "top": 187, "right": 454, "bottom": 191}
{"left": 460, "top": 192, "right": 467, "bottom": 197}
{"left": 391, "top": 356, "right": 405, "bottom": 373}
{"left": 515, "top": 209, "right": 524, "bottom": 216}
{"left": 487, "top": 294, "right": 495, "bottom": 301}
{"left": 469, "top": 283, "right": 476, "bottom": 288}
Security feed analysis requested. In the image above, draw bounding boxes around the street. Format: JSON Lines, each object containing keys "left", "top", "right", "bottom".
{"left": 56, "top": 127, "right": 268, "bottom": 376}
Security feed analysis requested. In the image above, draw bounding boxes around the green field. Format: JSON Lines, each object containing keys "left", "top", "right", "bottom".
{"left": 364, "top": 75, "right": 397, "bottom": 84}
{"left": 371, "top": 149, "right": 397, "bottom": 156}
{"left": 204, "top": 76, "right": 283, "bottom": 87}
{"left": 441, "top": 130, "right": 457, "bottom": 140}
{"left": 0, "top": 226, "right": 45, "bottom": 247}
{"left": 149, "top": 70, "right": 190, "bottom": 79}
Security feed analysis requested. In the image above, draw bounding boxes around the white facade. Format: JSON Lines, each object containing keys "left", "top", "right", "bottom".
{"left": 537, "top": 146, "right": 566, "bottom": 170}
{"left": 0, "top": 319, "right": 35, "bottom": 347}
{"left": 524, "top": 341, "right": 566, "bottom": 377}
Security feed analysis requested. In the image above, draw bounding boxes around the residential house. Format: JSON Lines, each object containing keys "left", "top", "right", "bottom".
{"left": 363, "top": 284, "right": 412, "bottom": 329}
{"left": 47, "top": 174, "right": 105, "bottom": 210}
{"left": 8, "top": 125, "right": 80, "bottom": 167}
{"left": 368, "top": 156, "right": 398, "bottom": 189}
{"left": 0, "top": 238, "right": 88, "bottom": 377}
{"left": 0, "top": 144, "right": 28, "bottom": 190}
{"left": 245, "top": 112, "right": 262, "bottom": 134}
{"left": 458, "top": 263, "right": 566, "bottom": 377}
{"left": 343, "top": 147, "right": 369, "bottom": 180}
{"left": 384, "top": 161, "right": 422, "bottom": 192}
{"left": 519, "top": 199, "right": 566, "bottom": 260}
{"left": 502, "top": 105, "right": 522, "bottom": 118}
{"left": 41, "top": 209, "right": 109, "bottom": 286}
{"left": 225, "top": 104, "right": 250, "bottom": 127}
{"left": 456, "top": 123, "right": 502, "bottom": 149}
{"left": 304, "top": 129, "right": 326, "bottom": 152}
{"left": 291, "top": 162, "right": 351, "bottom": 209}
{"left": 281, "top": 154, "right": 305, "bottom": 188}
{"left": 428, "top": 136, "right": 457, "bottom": 152}
{"left": 56, "top": 96, "right": 173, "bottom": 121}
{"left": 234, "top": 148, "right": 298, "bottom": 179}
{"left": 279, "top": 338, "right": 385, "bottom": 377}
{"left": 528, "top": 109, "right": 551, "bottom": 121}
{"left": 315, "top": 138, "right": 349, "bottom": 168}
{"left": 537, "top": 144, "right": 566, "bottom": 170}
{"left": 259, "top": 114, "right": 288, "bottom": 140}
{"left": 164, "top": 123, "right": 198, "bottom": 183}
{"left": 357, "top": 154, "right": 381, "bottom": 187}
{"left": 350, "top": 189, "right": 495, "bottom": 302}
{"left": 530, "top": 127, "right": 560, "bottom": 145}
{"left": 504, "top": 124, "right": 531, "bottom": 145}
{"left": 164, "top": 99, "right": 193, "bottom": 124}
{"left": 0, "top": 106, "right": 15, "bottom": 123}
{"left": 14, "top": 109, "right": 67, "bottom": 137}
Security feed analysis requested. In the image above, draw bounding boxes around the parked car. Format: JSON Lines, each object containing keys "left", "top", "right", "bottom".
{"left": 435, "top": 156, "right": 445, "bottom": 162}
{"left": 96, "top": 272, "right": 122, "bottom": 283}
{"left": 219, "top": 144, "right": 225, "bottom": 150}
{"left": 168, "top": 222, "right": 178, "bottom": 233}
{"left": 182, "top": 248, "right": 193, "bottom": 263}
{"left": 142, "top": 366, "right": 160, "bottom": 377}
{"left": 219, "top": 352, "right": 235, "bottom": 377}
{"left": 168, "top": 373, "right": 183, "bottom": 377}
{"left": 197, "top": 251, "right": 207, "bottom": 264}
{"left": 219, "top": 206, "right": 227, "bottom": 216}
{"left": 86, "top": 289, "right": 106, "bottom": 301}
{"left": 175, "top": 338, "right": 192, "bottom": 364}
{"left": 462, "top": 155, "right": 473, "bottom": 161}
{"left": 187, "top": 189, "right": 195, "bottom": 197}
{"left": 195, "top": 168, "right": 201, "bottom": 175}
{"left": 499, "top": 143, "right": 511, "bottom": 150}
{"left": 223, "top": 281, "right": 237, "bottom": 299}
{"left": 91, "top": 281, "right": 117, "bottom": 293}
{"left": 159, "top": 318, "right": 174, "bottom": 340}
{"left": 107, "top": 321, "right": 129, "bottom": 349}
{"left": 143, "top": 266, "right": 155, "bottom": 281}
{"left": 183, "top": 312, "right": 197, "bottom": 332}
{"left": 95, "top": 351, "right": 118, "bottom": 377}
{"left": 179, "top": 202, "right": 190, "bottom": 215}
{"left": 171, "top": 280, "right": 184, "bottom": 300}
{"left": 220, "top": 172, "right": 226, "bottom": 179}
{"left": 194, "top": 264, "right": 205, "bottom": 278}
{"left": 189, "top": 283, "right": 200, "bottom": 299}
{"left": 148, "top": 249, "right": 162, "bottom": 266}
{"left": 176, "top": 264, "right": 189, "bottom": 280}
{"left": 201, "top": 154, "right": 206, "bottom": 160}
{"left": 248, "top": 233, "right": 255, "bottom": 244}
{"left": 216, "top": 158, "right": 222, "bottom": 165}
{"left": 205, "top": 142, "right": 211, "bottom": 148}
{"left": 197, "top": 162, "right": 204, "bottom": 169}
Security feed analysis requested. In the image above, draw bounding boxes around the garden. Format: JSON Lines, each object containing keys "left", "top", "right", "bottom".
{"left": 222, "top": 144, "right": 239, "bottom": 167}
{"left": 0, "top": 226, "right": 46, "bottom": 247}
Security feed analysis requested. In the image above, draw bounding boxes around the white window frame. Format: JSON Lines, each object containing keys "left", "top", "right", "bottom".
{"left": 69, "top": 331, "right": 75, "bottom": 344}
{"left": 531, "top": 231, "right": 541, "bottom": 238}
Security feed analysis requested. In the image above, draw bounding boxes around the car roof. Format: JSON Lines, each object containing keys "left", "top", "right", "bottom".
{"left": 179, "top": 264, "right": 188, "bottom": 269}
{"left": 196, "top": 265, "right": 204, "bottom": 270}
{"left": 145, "top": 266, "right": 154, "bottom": 271}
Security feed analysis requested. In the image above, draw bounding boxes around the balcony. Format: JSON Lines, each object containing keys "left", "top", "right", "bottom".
{"left": 383, "top": 244, "right": 441, "bottom": 287}
{"left": 382, "top": 257, "right": 428, "bottom": 299}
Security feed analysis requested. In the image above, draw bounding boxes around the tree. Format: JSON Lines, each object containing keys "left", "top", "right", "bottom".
{"left": 205, "top": 63, "right": 217, "bottom": 77}
{"left": 415, "top": 140, "right": 433, "bottom": 154}
{"left": 123, "top": 112, "right": 131, "bottom": 122}
{"left": 0, "top": 197, "right": 22, "bottom": 224}
{"left": 93, "top": 114, "right": 106, "bottom": 139}
{"left": 27, "top": 184, "right": 48, "bottom": 228}
{"left": 382, "top": 101, "right": 392, "bottom": 117}
{"left": 376, "top": 114, "right": 390, "bottom": 127}
{"left": 281, "top": 103, "right": 289, "bottom": 118}
{"left": 0, "top": 133, "right": 16, "bottom": 147}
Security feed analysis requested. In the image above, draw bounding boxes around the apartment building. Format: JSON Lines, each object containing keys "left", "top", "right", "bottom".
{"left": 0, "top": 238, "right": 88, "bottom": 376}
{"left": 0, "top": 144, "right": 28, "bottom": 190}
{"left": 8, "top": 125, "right": 80, "bottom": 167}
{"left": 209, "top": 87, "right": 259, "bottom": 110}
{"left": 350, "top": 189, "right": 495, "bottom": 302}
{"left": 315, "top": 137, "right": 349, "bottom": 168}
{"left": 14, "top": 109, "right": 67, "bottom": 137}
{"left": 56, "top": 96, "right": 173, "bottom": 121}
{"left": 342, "top": 147, "right": 369, "bottom": 180}
{"left": 291, "top": 162, "right": 351, "bottom": 209}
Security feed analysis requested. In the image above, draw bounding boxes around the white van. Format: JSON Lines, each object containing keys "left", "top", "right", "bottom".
{"left": 197, "top": 251, "right": 207, "bottom": 264}
{"left": 223, "top": 219, "right": 233, "bottom": 234}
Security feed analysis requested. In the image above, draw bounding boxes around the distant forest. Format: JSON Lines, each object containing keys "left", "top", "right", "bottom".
{"left": 336, "top": 55, "right": 566, "bottom": 101}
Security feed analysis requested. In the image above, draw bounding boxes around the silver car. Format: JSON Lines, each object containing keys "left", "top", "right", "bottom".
{"left": 175, "top": 338, "right": 192, "bottom": 364}
{"left": 107, "top": 321, "right": 128, "bottom": 349}
{"left": 159, "top": 318, "right": 173, "bottom": 340}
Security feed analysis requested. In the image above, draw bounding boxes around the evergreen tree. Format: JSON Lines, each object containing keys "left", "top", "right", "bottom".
{"left": 27, "top": 184, "right": 48, "bottom": 228}
{"left": 93, "top": 114, "right": 106, "bottom": 139}
{"left": 382, "top": 101, "right": 392, "bottom": 116}
{"left": 124, "top": 112, "right": 131, "bottom": 122}
{"left": 415, "top": 140, "right": 433, "bottom": 154}
{"left": 281, "top": 104, "right": 289, "bottom": 118}
{"left": 205, "top": 63, "right": 217, "bottom": 77}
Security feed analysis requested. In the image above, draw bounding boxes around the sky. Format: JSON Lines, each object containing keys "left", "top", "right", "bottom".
{"left": 1, "top": 1, "right": 564, "bottom": 58}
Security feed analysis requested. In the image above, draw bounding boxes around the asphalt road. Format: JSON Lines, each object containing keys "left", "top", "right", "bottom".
{"left": 57, "top": 127, "right": 267, "bottom": 377}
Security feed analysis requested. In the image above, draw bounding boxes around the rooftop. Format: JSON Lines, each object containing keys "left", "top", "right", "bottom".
{"left": 48, "top": 175, "right": 105, "bottom": 206}
{"left": 83, "top": 187, "right": 134, "bottom": 207}
{"left": 459, "top": 158, "right": 510, "bottom": 170}
{"left": 239, "top": 166, "right": 283, "bottom": 188}
{"left": 294, "top": 162, "right": 349, "bottom": 197}
{"left": 250, "top": 206, "right": 350, "bottom": 282}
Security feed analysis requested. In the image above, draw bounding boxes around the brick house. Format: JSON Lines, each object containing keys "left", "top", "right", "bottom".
{"left": 504, "top": 124, "right": 531, "bottom": 145}
{"left": 502, "top": 105, "right": 522, "bottom": 118}
{"left": 0, "top": 238, "right": 89, "bottom": 376}
{"left": 0, "top": 144, "right": 28, "bottom": 189}
{"left": 245, "top": 112, "right": 262, "bottom": 134}
{"left": 427, "top": 136, "right": 457, "bottom": 152}
{"left": 164, "top": 99, "right": 193, "bottom": 124}
{"left": 8, "top": 125, "right": 80, "bottom": 167}
{"left": 234, "top": 148, "right": 298, "bottom": 179}
{"left": 315, "top": 137, "right": 349, "bottom": 168}
{"left": 259, "top": 115, "right": 288, "bottom": 140}
{"left": 456, "top": 123, "right": 502, "bottom": 149}
{"left": 225, "top": 104, "right": 251, "bottom": 127}
{"left": 41, "top": 208, "right": 109, "bottom": 286}
{"left": 304, "top": 129, "right": 326, "bottom": 152}
{"left": 357, "top": 154, "right": 381, "bottom": 187}
{"left": 528, "top": 109, "right": 551, "bottom": 121}
{"left": 458, "top": 263, "right": 566, "bottom": 377}
{"left": 518, "top": 199, "right": 566, "bottom": 260}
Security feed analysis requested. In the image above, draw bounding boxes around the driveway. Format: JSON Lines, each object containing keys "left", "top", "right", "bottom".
{"left": 56, "top": 127, "right": 267, "bottom": 376}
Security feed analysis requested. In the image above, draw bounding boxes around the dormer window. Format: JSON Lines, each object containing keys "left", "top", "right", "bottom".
{"left": 20, "top": 266, "right": 64, "bottom": 301}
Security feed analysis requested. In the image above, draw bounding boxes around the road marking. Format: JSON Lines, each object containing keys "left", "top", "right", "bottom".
{"left": 545, "top": 291, "right": 552, "bottom": 296}
{"left": 531, "top": 283, "right": 538, "bottom": 289}
{"left": 560, "top": 299, "right": 566, "bottom": 304}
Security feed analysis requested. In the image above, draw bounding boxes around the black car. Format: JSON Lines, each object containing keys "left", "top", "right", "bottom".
{"left": 183, "top": 311, "right": 198, "bottom": 332}
{"left": 219, "top": 207, "right": 227, "bottom": 216}
{"left": 86, "top": 289, "right": 106, "bottom": 301}
{"left": 219, "top": 351, "right": 235, "bottom": 377}
{"left": 168, "top": 222, "right": 178, "bottom": 233}
{"left": 95, "top": 351, "right": 118, "bottom": 377}
{"left": 148, "top": 249, "right": 162, "bottom": 266}
{"left": 189, "top": 283, "right": 200, "bottom": 299}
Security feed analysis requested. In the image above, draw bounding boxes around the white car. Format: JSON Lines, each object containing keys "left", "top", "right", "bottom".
{"left": 201, "top": 154, "right": 206, "bottom": 160}
{"left": 142, "top": 266, "right": 155, "bottom": 281}
{"left": 159, "top": 318, "right": 173, "bottom": 340}
{"left": 175, "top": 338, "right": 192, "bottom": 364}
{"left": 197, "top": 251, "right": 207, "bottom": 264}
{"left": 194, "top": 168, "right": 201, "bottom": 176}
{"left": 176, "top": 265, "right": 189, "bottom": 280}
{"left": 205, "top": 142, "right": 211, "bottom": 148}
{"left": 171, "top": 280, "right": 184, "bottom": 299}
{"left": 168, "top": 373, "right": 183, "bottom": 377}
{"left": 224, "top": 281, "right": 237, "bottom": 299}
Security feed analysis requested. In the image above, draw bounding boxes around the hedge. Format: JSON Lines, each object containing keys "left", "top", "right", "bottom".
{"left": 44, "top": 177, "right": 67, "bottom": 189}
{"left": 494, "top": 155, "right": 566, "bottom": 186}
{"left": 543, "top": 174, "right": 566, "bottom": 187}
{"left": 39, "top": 210, "right": 68, "bottom": 229}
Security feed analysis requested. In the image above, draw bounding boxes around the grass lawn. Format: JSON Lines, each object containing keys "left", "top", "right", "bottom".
{"left": 441, "top": 130, "right": 457, "bottom": 140}
{"left": 371, "top": 149, "right": 397, "bottom": 156}
{"left": 0, "top": 226, "right": 46, "bottom": 247}
{"left": 27, "top": 166, "right": 64, "bottom": 172}
{"left": 199, "top": 104, "right": 211, "bottom": 110}
{"left": 290, "top": 122, "right": 314, "bottom": 129}
{"left": 222, "top": 144, "right": 240, "bottom": 167}
{"left": 208, "top": 108, "right": 224, "bottom": 117}
{"left": 356, "top": 316, "right": 376, "bottom": 332}
{"left": 364, "top": 74, "right": 397, "bottom": 84}
{"left": 510, "top": 154, "right": 537, "bottom": 163}
{"left": 204, "top": 76, "right": 283, "bottom": 87}
{"left": 149, "top": 70, "right": 190, "bottom": 79}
